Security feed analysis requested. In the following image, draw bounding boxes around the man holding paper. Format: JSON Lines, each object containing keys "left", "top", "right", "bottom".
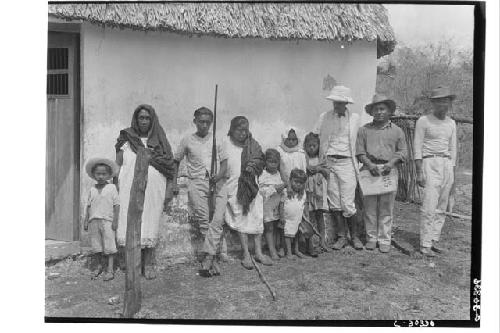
{"left": 356, "top": 94, "right": 407, "bottom": 253}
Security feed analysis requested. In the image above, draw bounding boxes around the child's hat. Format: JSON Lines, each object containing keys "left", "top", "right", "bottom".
{"left": 85, "top": 157, "right": 119, "bottom": 179}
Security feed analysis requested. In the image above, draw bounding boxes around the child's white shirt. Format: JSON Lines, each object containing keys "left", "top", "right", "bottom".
{"left": 258, "top": 170, "right": 284, "bottom": 222}
{"left": 277, "top": 146, "right": 307, "bottom": 183}
{"left": 281, "top": 189, "right": 306, "bottom": 237}
{"left": 87, "top": 184, "right": 119, "bottom": 222}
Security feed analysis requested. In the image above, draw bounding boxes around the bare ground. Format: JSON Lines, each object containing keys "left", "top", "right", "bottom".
{"left": 45, "top": 172, "right": 472, "bottom": 320}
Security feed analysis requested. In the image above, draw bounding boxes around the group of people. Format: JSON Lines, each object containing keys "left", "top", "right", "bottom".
{"left": 82, "top": 84, "right": 457, "bottom": 280}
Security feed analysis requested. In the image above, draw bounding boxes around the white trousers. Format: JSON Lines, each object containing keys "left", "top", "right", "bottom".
{"left": 325, "top": 157, "right": 357, "bottom": 217}
{"left": 420, "top": 157, "right": 454, "bottom": 248}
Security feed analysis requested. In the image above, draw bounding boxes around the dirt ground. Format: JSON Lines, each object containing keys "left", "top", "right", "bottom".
{"left": 45, "top": 171, "right": 473, "bottom": 320}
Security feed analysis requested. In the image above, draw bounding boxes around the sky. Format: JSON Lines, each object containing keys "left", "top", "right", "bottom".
{"left": 385, "top": 4, "right": 474, "bottom": 50}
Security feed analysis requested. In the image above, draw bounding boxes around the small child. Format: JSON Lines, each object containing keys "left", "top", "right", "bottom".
{"left": 258, "top": 149, "right": 286, "bottom": 260}
{"left": 84, "top": 158, "right": 120, "bottom": 281}
{"left": 279, "top": 169, "right": 308, "bottom": 259}
{"left": 303, "top": 133, "right": 331, "bottom": 256}
{"left": 277, "top": 128, "right": 307, "bottom": 184}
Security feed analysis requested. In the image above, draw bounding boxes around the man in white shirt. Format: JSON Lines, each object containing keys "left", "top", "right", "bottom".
{"left": 414, "top": 86, "right": 457, "bottom": 257}
{"left": 313, "top": 85, "right": 363, "bottom": 250}
{"left": 173, "top": 107, "right": 228, "bottom": 260}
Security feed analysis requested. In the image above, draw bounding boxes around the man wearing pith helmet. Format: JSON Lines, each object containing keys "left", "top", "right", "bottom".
{"left": 312, "top": 85, "right": 363, "bottom": 250}
{"left": 414, "top": 86, "right": 457, "bottom": 257}
{"left": 356, "top": 94, "right": 407, "bottom": 253}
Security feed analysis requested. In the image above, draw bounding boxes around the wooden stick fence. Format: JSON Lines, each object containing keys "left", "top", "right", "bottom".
{"left": 391, "top": 115, "right": 473, "bottom": 203}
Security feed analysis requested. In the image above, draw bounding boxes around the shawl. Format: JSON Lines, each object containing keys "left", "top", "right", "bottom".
{"left": 235, "top": 133, "right": 265, "bottom": 215}
{"left": 115, "top": 104, "right": 176, "bottom": 179}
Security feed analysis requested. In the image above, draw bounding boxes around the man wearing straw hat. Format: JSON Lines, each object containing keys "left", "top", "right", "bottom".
{"left": 414, "top": 86, "right": 457, "bottom": 257}
{"left": 356, "top": 94, "right": 407, "bottom": 253}
{"left": 313, "top": 85, "right": 363, "bottom": 250}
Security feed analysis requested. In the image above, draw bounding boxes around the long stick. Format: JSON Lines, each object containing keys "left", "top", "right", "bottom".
{"left": 301, "top": 216, "right": 322, "bottom": 239}
{"left": 436, "top": 210, "right": 471, "bottom": 220}
{"left": 208, "top": 84, "right": 218, "bottom": 221}
{"left": 250, "top": 256, "right": 277, "bottom": 301}
{"left": 123, "top": 147, "right": 150, "bottom": 318}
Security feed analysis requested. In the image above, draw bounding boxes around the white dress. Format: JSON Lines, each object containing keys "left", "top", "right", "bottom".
{"left": 277, "top": 146, "right": 307, "bottom": 183}
{"left": 116, "top": 139, "right": 166, "bottom": 248}
{"left": 223, "top": 138, "right": 264, "bottom": 235}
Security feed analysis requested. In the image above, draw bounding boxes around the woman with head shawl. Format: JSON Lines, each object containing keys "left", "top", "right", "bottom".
{"left": 115, "top": 104, "right": 175, "bottom": 279}
{"left": 200, "top": 116, "right": 272, "bottom": 276}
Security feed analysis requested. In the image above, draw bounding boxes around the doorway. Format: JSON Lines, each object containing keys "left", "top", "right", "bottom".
{"left": 46, "top": 31, "right": 80, "bottom": 241}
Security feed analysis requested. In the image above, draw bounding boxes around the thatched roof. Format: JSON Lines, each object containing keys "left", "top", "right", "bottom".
{"left": 48, "top": 2, "right": 396, "bottom": 57}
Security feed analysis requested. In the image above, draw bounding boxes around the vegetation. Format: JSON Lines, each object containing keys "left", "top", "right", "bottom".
{"left": 377, "top": 40, "right": 474, "bottom": 169}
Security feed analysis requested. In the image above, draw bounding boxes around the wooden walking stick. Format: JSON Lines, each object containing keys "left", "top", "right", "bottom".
{"left": 250, "top": 256, "right": 277, "bottom": 301}
{"left": 123, "top": 147, "right": 150, "bottom": 318}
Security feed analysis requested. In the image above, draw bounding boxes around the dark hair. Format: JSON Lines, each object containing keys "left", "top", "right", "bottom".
{"left": 288, "top": 168, "right": 307, "bottom": 199}
{"left": 303, "top": 132, "right": 320, "bottom": 149}
{"left": 227, "top": 116, "right": 249, "bottom": 137}
{"left": 265, "top": 148, "right": 280, "bottom": 162}
{"left": 92, "top": 163, "right": 112, "bottom": 176}
{"left": 286, "top": 128, "right": 297, "bottom": 139}
{"left": 193, "top": 106, "right": 213, "bottom": 120}
{"left": 134, "top": 104, "right": 154, "bottom": 117}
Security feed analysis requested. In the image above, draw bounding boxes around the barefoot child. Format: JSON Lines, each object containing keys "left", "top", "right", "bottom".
{"left": 84, "top": 158, "right": 120, "bottom": 281}
{"left": 258, "top": 149, "right": 286, "bottom": 260}
{"left": 279, "top": 169, "right": 308, "bottom": 259}
{"left": 303, "top": 133, "right": 331, "bottom": 256}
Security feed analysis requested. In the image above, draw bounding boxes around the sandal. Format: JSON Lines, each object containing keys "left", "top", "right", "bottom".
{"left": 103, "top": 272, "right": 114, "bottom": 281}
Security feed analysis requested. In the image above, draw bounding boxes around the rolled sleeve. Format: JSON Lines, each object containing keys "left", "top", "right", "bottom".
{"left": 111, "top": 185, "right": 120, "bottom": 206}
{"left": 450, "top": 121, "right": 457, "bottom": 167}
{"left": 355, "top": 127, "right": 367, "bottom": 157}
{"left": 393, "top": 127, "right": 408, "bottom": 162}
{"left": 413, "top": 117, "right": 426, "bottom": 160}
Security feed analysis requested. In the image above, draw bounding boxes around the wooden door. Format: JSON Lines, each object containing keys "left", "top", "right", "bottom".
{"left": 46, "top": 32, "right": 80, "bottom": 241}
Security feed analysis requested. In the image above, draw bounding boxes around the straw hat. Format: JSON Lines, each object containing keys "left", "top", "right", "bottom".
{"left": 85, "top": 157, "right": 119, "bottom": 179}
{"left": 364, "top": 94, "right": 396, "bottom": 115}
{"left": 325, "top": 85, "right": 355, "bottom": 104}
{"left": 429, "top": 86, "right": 456, "bottom": 101}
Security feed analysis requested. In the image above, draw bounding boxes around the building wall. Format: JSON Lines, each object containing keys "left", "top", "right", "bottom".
{"left": 79, "top": 23, "right": 377, "bottom": 257}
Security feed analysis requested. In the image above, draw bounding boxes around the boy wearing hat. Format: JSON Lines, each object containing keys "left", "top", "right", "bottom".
{"left": 84, "top": 158, "right": 120, "bottom": 281}
{"left": 356, "top": 94, "right": 407, "bottom": 253}
{"left": 313, "top": 85, "right": 363, "bottom": 250}
{"left": 414, "top": 86, "right": 457, "bottom": 257}
{"left": 173, "top": 107, "right": 229, "bottom": 260}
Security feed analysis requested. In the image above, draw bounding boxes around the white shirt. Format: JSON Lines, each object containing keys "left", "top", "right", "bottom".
{"left": 414, "top": 114, "right": 457, "bottom": 166}
{"left": 276, "top": 146, "right": 307, "bottom": 183}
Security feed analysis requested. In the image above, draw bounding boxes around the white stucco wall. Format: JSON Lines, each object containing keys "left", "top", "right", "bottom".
{"left": 79, "top": 23, "right": 377, "bottom": 245}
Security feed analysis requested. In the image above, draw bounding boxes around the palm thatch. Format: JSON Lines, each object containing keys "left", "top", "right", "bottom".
{"left": 48, "top": 2, "right": 396, "bottom": 57}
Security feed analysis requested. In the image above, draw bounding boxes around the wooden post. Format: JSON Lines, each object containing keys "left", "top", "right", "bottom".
{"left": 123, "top": 147, "right": 150, "bottom": 318}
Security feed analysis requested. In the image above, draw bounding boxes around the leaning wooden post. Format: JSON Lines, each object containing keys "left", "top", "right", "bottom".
{"left": 123, "top": 147, "right": 150, "bottom": 318}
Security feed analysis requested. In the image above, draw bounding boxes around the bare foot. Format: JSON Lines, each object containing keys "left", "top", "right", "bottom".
{"left": 285, "top": 253, "right": 295, "bottom": 260}
{"left": 254, "top": 254, "right": 273, "bottom": 266}
{"left": 241, "top": 256, "right": 254, "bottom": 270}
{"left": 103, "top": 272, "right": 114, "bottom": 281}
{"left": 277, "top": 248, "right": 285, "bottom": 258}
{"left": 144, "top": 266, "right": 157, "bottom": 280}
{"left": 293, "top": 250, "right": 309, "bottom": 259}
{"left": 269, "top": 252, "right": 280, "bottom": 261}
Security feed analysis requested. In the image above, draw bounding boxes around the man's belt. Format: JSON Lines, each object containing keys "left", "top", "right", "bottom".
{"left": 327, "top": 155, "right": 350, "bottom": 159}
{"left": 368, "top": 157, "right": 389, "bottom": 164}
{"left": 423, "top": 154, "right": 451, "bottom": 159}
